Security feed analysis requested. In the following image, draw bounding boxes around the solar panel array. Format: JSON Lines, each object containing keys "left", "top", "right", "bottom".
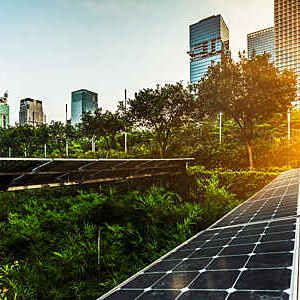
{"left": 0, "top": 158, "right": 192, "bottom": 191}
{"left": 99, "top": 169, "right": 300, "bottom": 300}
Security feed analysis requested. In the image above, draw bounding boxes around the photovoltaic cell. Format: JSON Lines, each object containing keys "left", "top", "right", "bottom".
{"left": 99, "top": 169, "right": 300, "bottom": 300}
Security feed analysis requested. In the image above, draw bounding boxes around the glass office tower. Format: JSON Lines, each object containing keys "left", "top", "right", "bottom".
{"left": 71, "top": 89, "right": 98, "bottom": 125}
{"left": 19, "top": 98, "right": 45, "bottom": 126}
{"left": 247, "top": 27, "right": 274, "bottom": 62}
{"left": 0, "top": 92, "right": 9, "bottom": 129}
{"left": 274, "top": 0, "right": 300, "bottom": 102}
{"left": 188, "top": 15, "right": 230, "bottom": 83}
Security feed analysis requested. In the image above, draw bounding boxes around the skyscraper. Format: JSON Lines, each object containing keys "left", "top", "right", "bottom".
{"left": 19, "top": 98, "right": 45, "bottom": 126}
{"left": 188, "top": 15, "right": 230, "bottom": 83}
{"left": 71, "top": 89, "right": 98, "bottom": 125}
{"left": 274, "top": 0, "right": 300, "bottom": 101}
{"left": 0, "top": 91, "right": 9, "bottom": 129}
{"left": 247, "top": 27, "right": 274, "bottom": 62}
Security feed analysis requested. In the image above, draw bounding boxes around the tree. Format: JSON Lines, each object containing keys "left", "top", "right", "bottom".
{"left": 196, "top": 53, "right": 297, "bottom": 170}
{"left": 124, "top": 82, "right": 195, "bottom": 157}
{"left": 81, "top": 110, "right": 124, "bottom": 156}
{"left": 48, "top": 121, "right": 67, "bottom": 154}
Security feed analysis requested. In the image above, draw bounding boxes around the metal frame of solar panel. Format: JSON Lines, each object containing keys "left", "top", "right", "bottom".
{"left": 98, "top": 169, "right": 300, "bottom": 300}
{"left": 0, "top": 158, "right": 193, "bottom": 192}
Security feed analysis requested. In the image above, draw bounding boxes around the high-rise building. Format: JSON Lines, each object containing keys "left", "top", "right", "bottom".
{"left": 188, "top": 15, "right": 230, "bottom": 83}
{"left": 247, "top": 27, "right": 274, "bottom": 62}
{"left": 274, "top": 0, "right": 300, "bottom": 102}
{"left": 71, "top": 89, "right": 98, "bottom": 125}
{"left": 0, "top": 91, "right": 9, "bottom": 129}
{"left": 19, "top": 98, "right": 45, "bottom": 126}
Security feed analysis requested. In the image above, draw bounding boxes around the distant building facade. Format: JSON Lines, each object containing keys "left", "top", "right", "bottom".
{"left": 188, "top": 15, "right": 230, "bottom": 83}
{"left": 247, "top": 27, "right": 274, "bottom": 62}
{"left": 19, "top": 98, "right": 45, "bottom": 126}
{"left": 71, "top": 89, "right": 98, "bottom": 125}
{"left": 0, "top": 91, "right": 9, "bottom": 128}
{"left": 274, "top": 0, "right": 300, "bottom": 103}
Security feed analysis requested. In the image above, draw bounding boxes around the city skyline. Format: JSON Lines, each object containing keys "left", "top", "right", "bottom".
{"left": 0, "top": 0, "right": 273, "bottom": 124}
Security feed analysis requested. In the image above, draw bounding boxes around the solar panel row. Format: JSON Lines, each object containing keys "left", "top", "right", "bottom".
{"left": 103, "top": 219, "right": 297, "bottom": 299}
{"left": 99, "top": 169, "right": 300, "bottom": 300}
{"left": 211, "top": 176, "right": 299, "bottom": 229}
{"left": 0, "top": 158, "right": 192, "bottom": 191}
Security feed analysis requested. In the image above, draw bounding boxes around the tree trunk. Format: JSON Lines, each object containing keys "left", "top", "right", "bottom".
{"left": 247, "top": 142, "right": 254, "bottom": 170}
{"left": 159, "top": 144, "right": 164, "bottom": 158}
{"left": 111, "top": 134, "right": 116, "bottom": 150}
{"left": 158, "top": 136, "right": 165, "bottom": 158}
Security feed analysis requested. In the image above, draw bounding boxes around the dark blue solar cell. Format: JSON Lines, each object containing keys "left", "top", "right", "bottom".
{"left": 246, "top": 253, "right": 293, "bottom": 268}
{"left": 152, "top": 272, "right": 198, "bottom": 289}
{"left": 189, "top": 246, "right": 222, "bottom": 259}
{"left": 178, "top": 240, "right": 207, "bottom": 251}
{"left": 219, "top": 244, "right": 255, "bottom": 256}
{"left": 191, "top": 232, "right": 217, "bottom": 243}
{"left": 269, "top": 219, "right": 296, "bottom": 226}
{"left": 275, "top": 211, "right": 297, "bottom": 218}
{"left": 236, "top": 228, "right": 265, "bottom": 237}
{"left": 104, "top": 290, "right": 143, "bottom": 300}
{"left": 228, "top": 291, "right": 289, "bottom": 300}
{"left": 123, "top": 273, "right": 163, "bottom": 289}
{"left": 207, "top": 255, "right": 248, "bottom": 270}
{"left": 164, "top": 250, "right": 194, "bottom": 260}
{"left": 235, "top": 269, "right": 291, "bottom": 290}
{"left": 229, "top": 235, "right": 260, "bottom": 245}
{"left": 266, "top": 224, "right": 295, "bottom": 233}
{"left": 173, "top": 258, "right": 210, "bottom": 272}
{"left": 255, "top": 241, "right": 294, "bottom": 253}
{"left": 203, "top": 238, "right": 231, "bottom": 248}
{"left": 138, "top": 290, "right": 181, "bottom": 300}
{"left": 214, "top": 232, "right": 240, "bottom": 239}
{"left": 245, "top": 223, "right": 267, "bottom": 230}
{"left": 179, "top": 291, "right": 227, "bottom": 300}
{"left": 145, "top": 260, "right": 181, "bottom": 273}
{"left": 190, "top": 270, "right": 239, "bottom": 289}
{"left": 261, "top": 231, "right": 295, "bottom": 242}
{"left": 219, "top": 226, "right": 243, "bottom": 233}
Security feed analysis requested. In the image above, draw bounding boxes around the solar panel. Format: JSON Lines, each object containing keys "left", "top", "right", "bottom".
{"left": 211, "top": 173, "right": 299, "bottom": 229}
{"left": 100, "top": 219, "right": 298, "bottom": 299}
{"left": 99, "top": 169, "right": 300, "bottom": 300}
{"left": 0, "top": 158, "right": 193, "bottom": 191}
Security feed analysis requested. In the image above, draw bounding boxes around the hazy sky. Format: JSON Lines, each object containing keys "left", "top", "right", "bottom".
{"left": 0, "top": 0, "right": 273, "bottom": 124}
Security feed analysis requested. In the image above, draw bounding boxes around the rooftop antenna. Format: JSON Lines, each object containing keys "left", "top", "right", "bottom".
{"left": 124, "top": 89, "right": 127, "bottom": 154}
{"left": 0, "top": 90, "right": 8, "bottom": 103}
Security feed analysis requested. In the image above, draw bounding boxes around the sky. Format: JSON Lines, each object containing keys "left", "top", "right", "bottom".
{"left": 0, "top": 0, "right": 273, "bottom": 124}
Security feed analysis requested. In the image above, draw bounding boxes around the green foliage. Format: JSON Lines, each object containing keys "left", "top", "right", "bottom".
{"left": 80, "top": 110, "right": 125, "bottom": 156}
{"left": 0, "top": 174, "right": 247, "bottom": 299}
{"left": 195, "top": 176, "right": 240, "bottom": 228}
{"left": 122, "top": 82, "right": 195, "bottom": 157}
{"left": 189, "top": 166, "right": 279, "bottom": 200}
{"left": 196, "top": 53, "right": 297, "bottom": 169}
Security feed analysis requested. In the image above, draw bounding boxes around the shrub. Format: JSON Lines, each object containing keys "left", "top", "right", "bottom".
{"left": 0, "top": 169, "right": 266, "bottom": 299}
{"left": 189, "top": 166, "right": 278, "bottom": 200}
{"left": 0, "top": 186, "right": 203, "bottom": 299}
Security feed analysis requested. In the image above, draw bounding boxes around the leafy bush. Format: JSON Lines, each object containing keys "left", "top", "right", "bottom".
{"left": 0, "top": 173, "right": 251, "bottom": 299}
{"left": 189, "top": 166, "right": 279, "bottom": 200}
